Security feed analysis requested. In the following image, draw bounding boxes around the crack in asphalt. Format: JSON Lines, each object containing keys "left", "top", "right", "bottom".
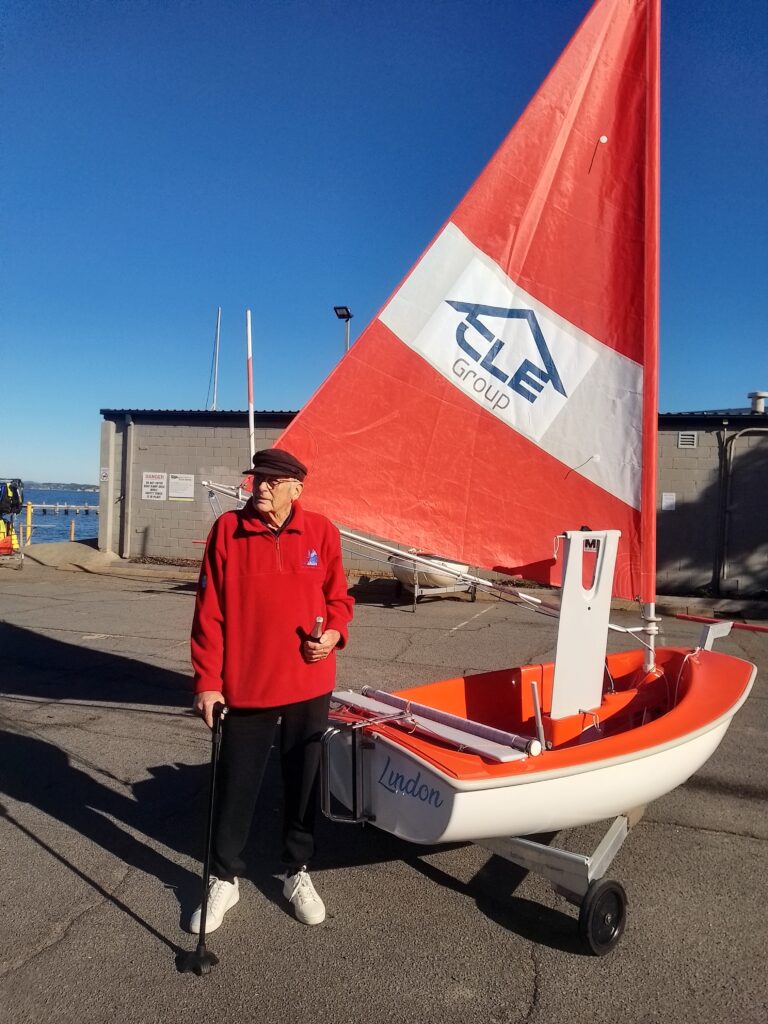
{"left": 0, "top": 694, "right": 193, "bottom": 720}
{"left": 3, "top": 620, "right": 184, "bottom": 642}
{"left": 0, "top": 862, "right": 132, "bottom": 979}
{"left": 644, "top": 816, "right": 767, "bottom": 843}
{"left": 0, "top": 783, "right": 202, "bottom": 981}
{"left": 521, "top": 941, "right": 543, "bottom": 1024}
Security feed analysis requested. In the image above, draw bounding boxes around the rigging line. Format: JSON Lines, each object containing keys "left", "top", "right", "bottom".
{"left": 344, "top": 540, "right": 548, "bottom": 602}
{"left": 608, "top": 628, "right": 654, "bottom": 653}
{"left": 343, "top": 539, "right": 561, "bottom": 621}
{"left": 673, "top": 649, "right": 699, "bottom": 706}
{"left": 340, "top": 526, "right": 563, "bottom": 618}
{"left": 340, "top": 543, "right": 399, "bottom": 571}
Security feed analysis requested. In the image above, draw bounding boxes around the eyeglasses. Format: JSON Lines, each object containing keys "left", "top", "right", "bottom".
{"left": 253, "top": 476, "right": 298, "bottom": 490}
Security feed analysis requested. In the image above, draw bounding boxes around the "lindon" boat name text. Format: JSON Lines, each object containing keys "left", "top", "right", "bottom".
{"left": 377, "top": 755, "right": 444, "bottom": 807}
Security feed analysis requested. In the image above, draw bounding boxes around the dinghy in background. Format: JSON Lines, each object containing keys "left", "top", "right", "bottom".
{"left": 388, "top": 551, "right": 476, "bottom": 607}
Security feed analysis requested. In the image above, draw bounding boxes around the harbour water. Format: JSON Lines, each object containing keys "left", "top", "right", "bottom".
{"left": 22, "top": 487, "right": 99, "bottom": 544}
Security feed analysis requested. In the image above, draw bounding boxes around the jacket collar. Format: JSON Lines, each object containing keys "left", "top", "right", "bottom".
{"left": 238, "top": 499, "right": 305, "bottom": 536}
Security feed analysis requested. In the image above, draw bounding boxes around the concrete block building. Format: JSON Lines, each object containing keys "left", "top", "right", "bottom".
{"left": 656, "top": 397, "right": 767, "bottom": 596}
{"left": 99, "top": 398, "right": 767, "bottom": 596}
{"left": 98, "top": 409, "right": 294, "bottom": 562}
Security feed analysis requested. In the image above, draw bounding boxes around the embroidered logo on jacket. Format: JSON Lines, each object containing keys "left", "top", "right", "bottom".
{"left": 305, "top": 549, "right": 319, "bottom": 567}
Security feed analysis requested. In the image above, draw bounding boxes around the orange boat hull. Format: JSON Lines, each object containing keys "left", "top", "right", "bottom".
{"left": 328, "top": 647, "right": 755, "bottom": 843}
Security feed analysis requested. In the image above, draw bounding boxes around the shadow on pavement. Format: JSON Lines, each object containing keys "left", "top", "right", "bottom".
{"left": 403, "top": 846, "right": 586, "bottom": 955}
{"left": 0, "top": 621, "right": 580, "bottom": 955}
{"left": 0, "top": 728, "right": 201, "bottom": 956}
{"left": 1, "top": 621, "right": 191, "bottom": 707}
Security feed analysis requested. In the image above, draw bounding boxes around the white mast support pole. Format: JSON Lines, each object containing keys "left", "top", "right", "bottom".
{"left": 641, "top": 602, "right": 660, "bottom": 673}
{"left": 338, "top": 526, "right": 561, "bottom": 617}
{"left": 212, "top": 306, "right": 221, "bottom": 411}
{"left": 246, "top": 309, "right": 255, "bottom": 463}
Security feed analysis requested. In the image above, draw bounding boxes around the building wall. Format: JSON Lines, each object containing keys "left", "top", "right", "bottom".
{"left": 99, "top": 414, "right": 285, "bottom": 560}
{"left": 656, "top": 427, "right": 721, "bottom": 594}
{"left": 720, "top": 430, "right": 768, "bottom": 595}
{"left": 98, "top": 412, "right": 388, "bottom": 573}
{"left": 657, "top": 422, "right": 768, "bottom": 596}
{"left": 99, "top": 411, "right": 767, "bottom": 594}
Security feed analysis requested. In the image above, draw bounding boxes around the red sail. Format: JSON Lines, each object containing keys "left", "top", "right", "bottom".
{"left": 278, "top": 0, "right": 660, "bottom": 601}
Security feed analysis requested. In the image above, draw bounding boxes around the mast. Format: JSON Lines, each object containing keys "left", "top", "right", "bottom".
{"left": 246, "top": 309, "right": 255, "bottom": 463}
{"left": 641, "top": 0, "right": 661, "bottom": 670}
{"left": 211, "top": 306, "right": 221, "bottom": 411}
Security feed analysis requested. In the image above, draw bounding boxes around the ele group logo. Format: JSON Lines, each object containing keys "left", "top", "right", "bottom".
{"left": 380, "top": 225, "right": 640, "bottom": 504}
{"left": 399, "top": 252, "right": 598, "bottom": 442}
{"left": 380, "top": 228, "right": 601, "bottom": 443}
{"left": 446, "top": 300, "right": 566, "bottom": 407}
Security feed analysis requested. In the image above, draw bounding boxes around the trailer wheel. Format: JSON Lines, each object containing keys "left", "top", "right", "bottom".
{"left": 578, "top": 879, "right": 627, "bottom": 956}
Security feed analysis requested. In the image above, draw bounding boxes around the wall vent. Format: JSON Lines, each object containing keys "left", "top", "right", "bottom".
{"left": 677, "top": 431, "right": 698, "bottom": 449}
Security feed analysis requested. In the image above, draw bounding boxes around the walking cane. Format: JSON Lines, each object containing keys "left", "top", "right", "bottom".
{"left": 178, "top": 701, "right": 227, "bottom": 976}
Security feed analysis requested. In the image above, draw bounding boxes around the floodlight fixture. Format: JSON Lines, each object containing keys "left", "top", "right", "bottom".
{"left": 333, "top": 306, "right": 354, "bottom": 352}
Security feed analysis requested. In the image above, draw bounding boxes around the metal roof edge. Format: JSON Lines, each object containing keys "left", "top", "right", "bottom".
{"left": 99, "top": 408, "right": 298, "bottom": 418}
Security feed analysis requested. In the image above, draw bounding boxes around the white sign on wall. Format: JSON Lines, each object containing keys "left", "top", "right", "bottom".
{"left": 169, "top": 473, "right": 195, "bottom": 501}
{"left": 100, "top": 467, "right": 110, "bottom": 483}
{"left": 661, "top": 492, "right": 676, "bottom": 511}
{"left": 142, "top": 472, "right": 168, "bottom": 501}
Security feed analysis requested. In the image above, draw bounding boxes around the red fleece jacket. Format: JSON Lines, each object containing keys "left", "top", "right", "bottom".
{"left": 191, "top": 502, "right": 354, "bottom": 708}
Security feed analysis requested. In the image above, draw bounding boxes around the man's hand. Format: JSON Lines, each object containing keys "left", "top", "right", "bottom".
{"left": 193, "top": 690, "right": 226, "bottom": 728}
{"left": 302, "top": 629, "right": 341, "bottom": 664}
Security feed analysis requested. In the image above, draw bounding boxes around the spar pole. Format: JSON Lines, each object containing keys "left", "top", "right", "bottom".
{"left": 640, "top": 0, "right": 661, "bottom": 672}
{"left": 211, "top": 307, "right": 221, "bottom": 411}
{"left": 246, "top": 309, "right": 255, "bottom": 464}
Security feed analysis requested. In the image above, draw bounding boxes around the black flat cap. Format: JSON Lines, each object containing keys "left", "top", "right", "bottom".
{"left": 242, "top": 448, "right": 308, "bottom": 481}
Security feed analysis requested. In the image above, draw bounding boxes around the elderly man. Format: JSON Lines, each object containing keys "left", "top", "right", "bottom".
{"left": 190, "top": 447, "right": 353, "bottom": 932}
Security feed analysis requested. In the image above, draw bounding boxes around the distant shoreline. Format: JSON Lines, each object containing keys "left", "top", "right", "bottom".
{"left": 23, "top": 483, "right": 98, "bottom": 491}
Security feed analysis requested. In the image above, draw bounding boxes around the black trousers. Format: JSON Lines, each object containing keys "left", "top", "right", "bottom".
{"left": 211, "top": 691, "right": 331, "bottom": 882}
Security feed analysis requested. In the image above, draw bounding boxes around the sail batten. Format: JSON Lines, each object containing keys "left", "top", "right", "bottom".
{"left": 278, "top": 0, "right": 660, "bottom": 600}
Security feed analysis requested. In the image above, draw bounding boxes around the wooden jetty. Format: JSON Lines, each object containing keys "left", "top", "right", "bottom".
{"left": 31, "top": 504, "right": 99, "bottom": 516}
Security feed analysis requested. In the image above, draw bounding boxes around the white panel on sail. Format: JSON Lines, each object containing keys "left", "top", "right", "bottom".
{"left": 380, "top": 223, "right": 643, "bottom": 510}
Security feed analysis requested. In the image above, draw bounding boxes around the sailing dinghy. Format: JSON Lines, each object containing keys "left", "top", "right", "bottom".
{"left": 223, "top": 0, "right": 757, "bottom": 954}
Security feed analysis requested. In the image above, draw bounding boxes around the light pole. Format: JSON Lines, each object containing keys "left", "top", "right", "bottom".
{"left": 334, "top": 305, "right": 354, "bottom": 354}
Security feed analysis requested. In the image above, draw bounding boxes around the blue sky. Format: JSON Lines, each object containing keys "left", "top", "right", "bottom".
{"left": 3, "top": 0, "right": 766, "bottom": 483}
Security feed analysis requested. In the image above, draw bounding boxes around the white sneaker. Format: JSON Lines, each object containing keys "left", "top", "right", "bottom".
{"left": 283, "top": 868, "right": 325, "bottom": 925}
{"left": 189, "top": 876, "right": 239, "bottom": 934}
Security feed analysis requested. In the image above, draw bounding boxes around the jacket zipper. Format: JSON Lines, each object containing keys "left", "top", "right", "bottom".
{"left": 275, "top": 534, "right": 283, "bottom": 571}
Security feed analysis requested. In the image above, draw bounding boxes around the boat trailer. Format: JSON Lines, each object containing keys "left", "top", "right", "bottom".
{"left": 320, "top": 708, "right": 642, "bottom": 956}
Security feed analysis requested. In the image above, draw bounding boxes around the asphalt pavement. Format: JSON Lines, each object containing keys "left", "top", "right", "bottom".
{"left": 0, "top": 548, "right": 766, "bottom": 1024}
